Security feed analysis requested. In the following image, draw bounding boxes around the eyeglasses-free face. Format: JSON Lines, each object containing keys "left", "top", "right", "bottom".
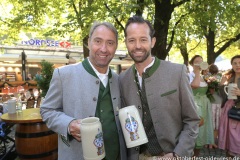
{"left": 88, "top": 25, "right": 117, "bottom": 73}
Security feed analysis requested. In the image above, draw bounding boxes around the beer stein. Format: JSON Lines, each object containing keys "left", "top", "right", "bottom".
{"left": 119, "top": 105, "right": 148, "bottom": 148}
{"left": 194, "top": 62, "right": 208, "bottom": 70}
{"left": 80, "top": 117, "right": 105, "bottom": 160}
{"left": 224, "top": 83, "right": 237, "bottom": 99}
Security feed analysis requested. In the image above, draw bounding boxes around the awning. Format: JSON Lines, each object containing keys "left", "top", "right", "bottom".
{"left": 0, "top": 54, "right": 70, "bottom": 64}
{"left": 0, "top": 45, "right": 132, "bottom": 66}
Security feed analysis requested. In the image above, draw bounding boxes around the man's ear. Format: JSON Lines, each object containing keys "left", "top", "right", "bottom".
{"left": 124, "top": 39, "right": 127, "bottom": 45}
{"left": 151, "top": 37, "right": 156, "bottom": 48}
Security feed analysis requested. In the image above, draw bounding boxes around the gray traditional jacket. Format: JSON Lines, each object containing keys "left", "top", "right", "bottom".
{"left": 119, "top": 58, "right": 200, "bottom": 159}
{"left": 40, "top": 62, "right": 127, "bottom": 160}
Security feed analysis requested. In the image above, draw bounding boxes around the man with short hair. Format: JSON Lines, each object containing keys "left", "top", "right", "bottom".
{"left": 119, "top": 16, "right": 200, "bottom": 159}
{"left": 41, "top": 21, "right": 127, "bottom": 160}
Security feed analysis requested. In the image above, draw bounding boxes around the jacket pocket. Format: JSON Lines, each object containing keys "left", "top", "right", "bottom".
{"left": 161, "top": 89, "right": 177, "bottom": 97}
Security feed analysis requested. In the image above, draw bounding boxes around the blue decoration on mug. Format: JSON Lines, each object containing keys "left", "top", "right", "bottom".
{"left": 125, "top": 113, "right": 139, "bottom": 141}
{"left": 93, "top": 128, "right": 104, "bottom": 155}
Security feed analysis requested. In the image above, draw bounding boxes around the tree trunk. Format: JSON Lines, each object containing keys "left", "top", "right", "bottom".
{"left": 179, "top": 44, "right": 189, "bottom": 66}
{"left": 206, "top": 29, "right": 217, "bottom": 65}
{"left": 83, "top": 36, "right": 89, "bottom": 58}
{"left": 136, "top": 0, "right": 144, "bottom": 16}
{"left": 152, "top": 0, "right": 173, "bottom": 60}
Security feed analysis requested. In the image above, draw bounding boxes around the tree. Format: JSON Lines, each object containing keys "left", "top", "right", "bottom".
{"left": 1, "top": 0, "right": 239, "bottom": 64}
{"left": 169, "top": 4, "right": 205, "bottom": 65}
{"left": 186, "top": 0, "right": 240, "bottom": 64}
{"left": 36, "top": 60, "right": 54, "bottom": 97}
{"left": 165, "top": 0, "right": 240, "bottom": 65}
{"left": 1, "top": 0, "right": 110, "bottom": 58}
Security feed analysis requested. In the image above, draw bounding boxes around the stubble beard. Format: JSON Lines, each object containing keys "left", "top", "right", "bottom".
{"left": 129, "top": 50, "right": 151, "bottom": 63}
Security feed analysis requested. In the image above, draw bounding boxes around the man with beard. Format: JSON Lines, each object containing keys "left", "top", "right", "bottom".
{"left": 119, "top": 16, "right": 200, "bottom": 159}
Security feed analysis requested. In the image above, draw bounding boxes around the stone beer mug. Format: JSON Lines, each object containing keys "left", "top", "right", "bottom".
{"left": 194, "top": 62, "right": 209, "bottom": 70}
{"left": 7, "top": 99, "right": 16, "bottom": 114}
{"left": 119, "top": 105, "right": 148, "bottom": 148}
{"left": 80, "top": 117, "right": 105, "bottom": 160}
{"left": 224, "top": 83, "right": 237, "bottom": 99}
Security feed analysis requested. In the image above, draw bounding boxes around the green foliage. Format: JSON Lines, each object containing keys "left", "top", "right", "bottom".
{"left": 171, "top": 0, "right": 240, "bottom": 64}
{"left": 36, "top": 60, "right": 54, "bottom": 97}
{"left": 0, "top": 0, "right": 239, "bottom": 63}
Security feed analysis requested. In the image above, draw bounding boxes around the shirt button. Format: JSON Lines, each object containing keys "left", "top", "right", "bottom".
{"left": 138, "top": 106, "right": 141, "bottom": 109}
{"left": 135, "top": 147, "right": 139, "bottom": 151}
{"left": 144, "top": 112, "right": 147, "bottom": 115}
{"left": 96, "top": 80, "right": 99, "bottom": 84}
{"left": 101, "top": 110, "right": 103, "bottom": 112}
{"left": 93, "top": 97, "right": 97, "bottom": 101}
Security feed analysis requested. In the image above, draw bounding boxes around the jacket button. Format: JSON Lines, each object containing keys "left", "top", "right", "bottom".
{"left": 138, "top": 106, "right": 141, "bottom": 109}
{"left": 93, "top": 97, "right": 97, "bottom": 101}
{"left": 96, "top": 80, "right": 99, "bottom": 84}
{"left": 135, "top": 147, "right": 139, "bottom": 151}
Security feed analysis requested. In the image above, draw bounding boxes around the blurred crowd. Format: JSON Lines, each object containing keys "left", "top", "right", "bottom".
{"left": 189, "top": 55, "right": 240, "bottom": 158}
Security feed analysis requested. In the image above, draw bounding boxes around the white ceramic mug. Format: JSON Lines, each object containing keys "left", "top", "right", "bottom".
{"left": 224, "top": 83, "right": 237, "bottom": 99}
{"left": 119, "top": 105, "right": 148, "bottom": 148}
{"left": 80, "top": 117, "right": 105, "bottom": 160}
{"left": 194, "top": 62, "right": 209, "bottom": 70}
{"left": 7, "top": 99, "right": 16, "bottom": 114}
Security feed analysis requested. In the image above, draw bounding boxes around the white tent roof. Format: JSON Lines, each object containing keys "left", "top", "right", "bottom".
{"left": 215, "top": 59, "right": 231, "bottom": 71}
{"left": 0, "top": 45, "right": 132, "bottom": 66}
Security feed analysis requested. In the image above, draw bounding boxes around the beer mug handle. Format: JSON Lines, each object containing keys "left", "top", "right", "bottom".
{"left": 224, "top": 86, "right": 228, "bottom": 95}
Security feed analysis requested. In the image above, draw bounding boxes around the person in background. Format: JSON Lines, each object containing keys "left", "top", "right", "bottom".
{"left": 201, "top": 68, "right": 209, "bottom": 77}
{"left": 189, "top": 55, "right": 215, "bottom": 156}
{"left": 26, "top": 73, "right": 32, "bottom": 81}
{"left": 26, "top": 88, "right": 35, "bottom": 109}
{"left": 34, "top": 71, "right": 42, "bottom": 81}
{"left": 0, "top": 73, "right": 9, "bottom": 82}
{"left": 19, "top": 91, "right": 26, "bottom": 101}
{"left": 218, "top": 55, "right": 240, "bottom": 158}
{"left": 40, "top": 21, "right": 127, "bottom": 160}
{"left": 208, "top": 64, "right": 222, "bottom": 147}
{"left": 119, "top": 15, "right": 199, "bottom": 159}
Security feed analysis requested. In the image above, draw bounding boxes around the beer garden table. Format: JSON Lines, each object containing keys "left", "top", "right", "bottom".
{"left": 1, "top": 108, "right": 58, "bottom": 160}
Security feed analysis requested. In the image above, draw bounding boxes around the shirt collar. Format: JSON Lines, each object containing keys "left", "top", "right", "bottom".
{"left": 87, "top": 58, "right": 109, "bottom": 87}
{"left": 136, "top": 57, "right": 155, "bottom": 77}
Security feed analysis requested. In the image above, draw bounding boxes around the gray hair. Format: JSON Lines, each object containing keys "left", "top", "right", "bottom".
{"left": 89, "top": 21, "right": 118, "bottom": 43}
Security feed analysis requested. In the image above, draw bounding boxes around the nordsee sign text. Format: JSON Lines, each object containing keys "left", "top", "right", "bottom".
{"left": 21, "top": 39, "right": 71, "bottom": 48}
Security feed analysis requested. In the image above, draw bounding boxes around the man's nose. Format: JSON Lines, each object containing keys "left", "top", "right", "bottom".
{"left": 136, "top": 41, "right": 141, "bottom": 49}
{"left": 100, "top": 43, "right": 107, "bottom": 52}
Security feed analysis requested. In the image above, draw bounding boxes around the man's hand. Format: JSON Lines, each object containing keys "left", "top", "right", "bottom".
{"left": 69, "top": 119, "right": 82, "bottom": 142}
{"left": 162, "top": 152, "right": 174, "bottom": 158}
{"left": 149, "top": 153, "right": 177, "bottom": 160}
